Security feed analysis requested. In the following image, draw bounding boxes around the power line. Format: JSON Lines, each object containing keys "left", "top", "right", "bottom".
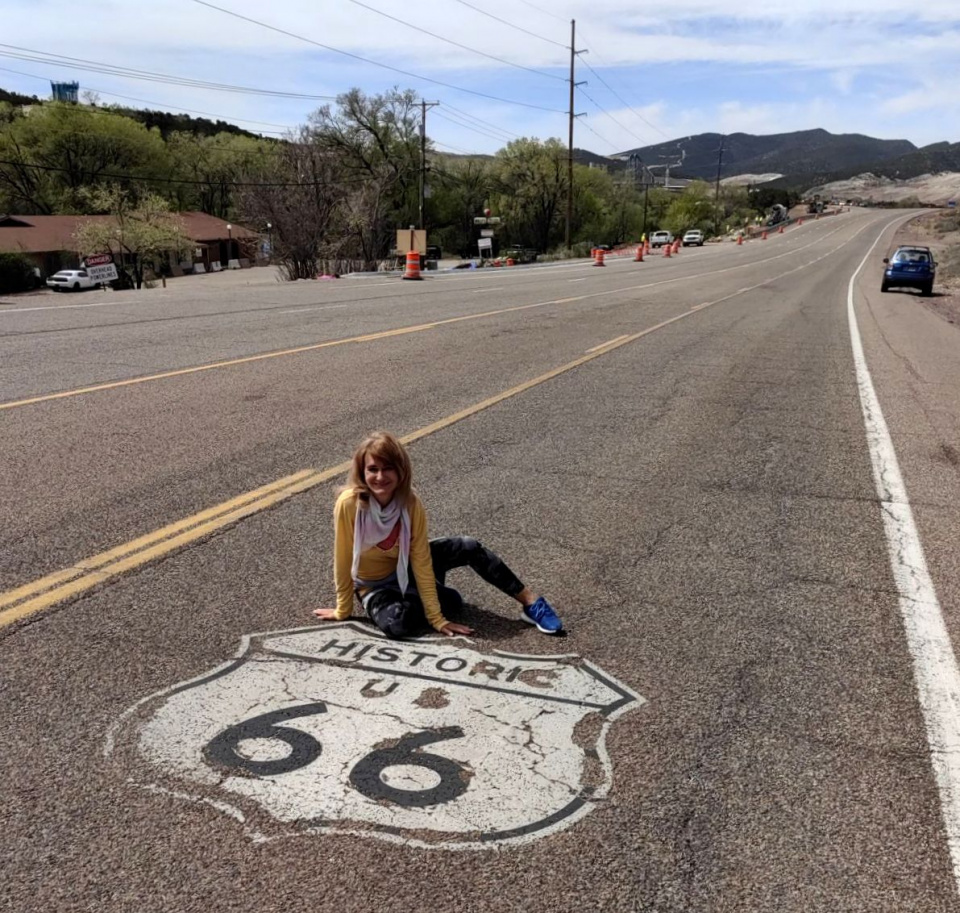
{"left": 514, "top": 0, "right": 569, "bottom": 23}
{"left": 0, "top": 158, "right": 374, "bottom": 188}
{"left": 189, "top": 0, "right": 565, "bottom": 114}
{"left": 577, "top": 48, "right": 671, "bottom": 142}
{"left": 0, "top": 65, "right": 294, "bottom": 133}
{"left": 449, "top": 0, "right": 568, "bottom": 48}
{"left": 344, "top": 0, "right": 564, "bottom": 82}
{"left": 432, "top": 110, "right": 514, "bottom": 145}
{"left": 442, "top": 102, "right": 522, "bottom": 139}
{"left": 0, "top": 45, "right": 338, "bottom": 101}
{"left": 575, "top": 118, "right": 619, "bottom": 153}
{"left": 577, "top": 85, "right": 649, "bottom": 148}
{"left": 432, "top": 140, "right": 482, "bottom": 155}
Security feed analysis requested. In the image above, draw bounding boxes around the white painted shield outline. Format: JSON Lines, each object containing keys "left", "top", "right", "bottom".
{"left": 105, "top": 622, "right": 644, "bottom": 850}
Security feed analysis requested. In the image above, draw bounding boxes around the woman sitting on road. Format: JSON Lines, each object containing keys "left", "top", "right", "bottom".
{"left": 312, "top": 431, "right": 563, "bottom": 638}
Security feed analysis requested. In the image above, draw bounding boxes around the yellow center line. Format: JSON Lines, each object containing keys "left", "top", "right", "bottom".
{"left": 0, "top": 302, "right": 715, "bottom": 630}
{"left": 586, "top": 334, "right": 630, "bottom": 353}
{"left": 0, "top": 217, "right": 882, "bottom": 629}
{"left": 1, "top": 221, "right": 856, "bottom": 414}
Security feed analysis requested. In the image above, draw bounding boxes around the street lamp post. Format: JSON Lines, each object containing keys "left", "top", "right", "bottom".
{"left": 226, "top": 223, "right": 232, "bottom": 263}
{"left": 266, "top": 222, "right": 272, "bottom": 262}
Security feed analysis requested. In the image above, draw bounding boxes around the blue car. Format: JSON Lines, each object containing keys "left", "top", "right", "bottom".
{"left": 882, "top": 246, "right": 936, "bottom": 296}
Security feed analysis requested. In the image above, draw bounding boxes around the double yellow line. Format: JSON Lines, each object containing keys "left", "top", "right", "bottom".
{"left": 0, "top": 306, "right": 707, "bottom": 631}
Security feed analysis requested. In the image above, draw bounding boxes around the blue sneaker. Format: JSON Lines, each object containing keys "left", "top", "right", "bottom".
{"left": 522, "top": 596, "right": 563, "bottom": 634}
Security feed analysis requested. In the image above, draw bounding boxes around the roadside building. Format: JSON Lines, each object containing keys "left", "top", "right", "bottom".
{"left": 0, "top": 212, "right": 260, "bottom": 277}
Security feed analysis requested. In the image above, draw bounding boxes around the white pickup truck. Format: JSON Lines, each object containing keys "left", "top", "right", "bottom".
{"left": 650, "top": 231, "right": 674, "bottom": 248}
{"left": 682, "top": 230, "right": 704, "bottom": 247}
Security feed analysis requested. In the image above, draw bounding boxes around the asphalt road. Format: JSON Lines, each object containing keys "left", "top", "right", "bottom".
{"left": 2, "top": 210, "right": 960, "bottom": 912}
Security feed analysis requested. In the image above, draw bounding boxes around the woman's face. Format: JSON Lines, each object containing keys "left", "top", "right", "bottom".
{"left": 364, "top": 455, "right": 399, "bottom": 506}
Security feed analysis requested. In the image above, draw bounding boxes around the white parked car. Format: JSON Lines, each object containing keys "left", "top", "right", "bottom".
{"left": 682, "top": 230, "right": 705, "bottom": 247}
{"left": 46, "top": 269, "right": 98, "bottom": 292}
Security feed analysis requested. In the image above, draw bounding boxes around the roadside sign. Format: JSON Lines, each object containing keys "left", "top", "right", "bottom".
{"left": 477, "top": 237, "right": 493, "bottom": 251}
{"left": 396, "top": 228, "right": 426, "bottom": 255}
{"left": 106, "top": 623, "right": 642, "bottom": 849}
{"left": 85, "top": 252, "right": 114, "bottom": 266}
{"left": 87, "top": 263, "right": 119, "bottom": 282}
{"left": 480, "top": 229, "right": 494, "bottom": 237}
{"left": 474, "top": 217, "right": 487, "bottom": 225}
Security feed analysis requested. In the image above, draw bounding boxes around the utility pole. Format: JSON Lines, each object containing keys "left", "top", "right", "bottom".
{"left": 714, "top": 135, "right": 726, "bottom": 236}
{"left": 565, "top": 20, "right": 586, "bottom": 251}
{"left": 419, "top": 100, "right": 439, "bottom": 234}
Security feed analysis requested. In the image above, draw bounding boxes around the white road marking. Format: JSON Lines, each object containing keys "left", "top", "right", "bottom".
{"left": 106, "top": 623, "right": 642, "bottom": 850}
{"left": 275, "top": 305, "right": 350, "bottom": 315}
{"left": 473, "top": 287, "right": 503, "bottom": 293}
{"left": 569, "top": 278, "right": 588, "bottom": 283}
{"left": 847, "top": 219, "right": 960, "bottom": 894}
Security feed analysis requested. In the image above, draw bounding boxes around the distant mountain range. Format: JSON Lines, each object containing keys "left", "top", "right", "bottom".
{"left": 610, "top": 129, "right": 960, "bottom": 192}
{"left": 617, "top": 129, "right": 916, "bottom": 184}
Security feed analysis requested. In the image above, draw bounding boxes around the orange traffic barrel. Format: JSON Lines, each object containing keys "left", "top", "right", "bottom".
{"left": 634, "top": 245, "right": 644, "bottom": 262}
{"left": 594, "top": 248, "right": 606, "bottom": 267}
{"left": 663, "top": 243, "right": 671, "bottom": 258}
{"left": 402, "top": 250, "right": 422, "bottom": 280}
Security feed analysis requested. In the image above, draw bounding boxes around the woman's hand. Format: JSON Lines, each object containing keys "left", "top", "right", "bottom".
{"left": 439, "top": 622, "right": 474, "bottom": 636}
{"left": 312, "top": 608, "right": 341, "bottom": 621}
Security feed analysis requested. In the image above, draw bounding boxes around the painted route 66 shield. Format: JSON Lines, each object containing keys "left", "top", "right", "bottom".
{"left": 106, "top": 622, "right": 642, "bottom": 849}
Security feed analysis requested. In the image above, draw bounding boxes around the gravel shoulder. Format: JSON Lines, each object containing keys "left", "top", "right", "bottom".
{"left": 891, "top": 210, "right": 960, "bottom": 328}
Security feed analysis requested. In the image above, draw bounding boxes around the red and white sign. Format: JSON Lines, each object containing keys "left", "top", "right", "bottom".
{"left": 85, "top": 252, "right": 114, "bottom": 266}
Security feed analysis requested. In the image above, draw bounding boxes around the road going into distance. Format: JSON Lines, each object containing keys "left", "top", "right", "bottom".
{"left": 3, "top": 208, "right": 960, "bottom": 912}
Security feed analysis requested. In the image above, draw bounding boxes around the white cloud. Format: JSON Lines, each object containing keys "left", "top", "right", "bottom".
{"left": 0, "top": 0, "right": 956, "bottom": 150}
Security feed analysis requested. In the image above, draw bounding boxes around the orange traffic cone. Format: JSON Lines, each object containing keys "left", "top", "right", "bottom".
{"left": 594, "top": 248, "right": 606, "bottom": 267}
{"left": 634, "top": 245, "right": 644, "bottom": 262}
{"left": 402, "top": 250, "right": 422, "bottom": 280}
{"left": 798, "top": 218, "right": 804, "bottom": 226}
{"left": 672, "top": 240, "right": 681, "bottom": 254}
{"left": 762, "top": 230, "right": 768, "bottom": 240}
{"left": 737, "top": 235, "right": 743, "bottom": 246}
{"left": 663, "top": 243, "right": 671, "bottom": 258}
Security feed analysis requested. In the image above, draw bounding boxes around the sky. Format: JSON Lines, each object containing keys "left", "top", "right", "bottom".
{"left": 1, "top": 0, "right": 958, "bottom": 161}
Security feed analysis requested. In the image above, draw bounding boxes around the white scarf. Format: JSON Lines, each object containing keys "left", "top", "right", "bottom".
{"left": 351, "top": 494, "right": 411, "bottom": 594}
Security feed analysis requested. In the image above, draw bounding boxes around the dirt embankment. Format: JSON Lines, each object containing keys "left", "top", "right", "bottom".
{"left": 889, "top": 210, "right": 960, "bottom": 328}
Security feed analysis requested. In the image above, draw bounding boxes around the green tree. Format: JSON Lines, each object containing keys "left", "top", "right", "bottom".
{"left": 0, "top": 103, "right": 170, "bottom": 214}
{"left": 430, "top": 157, "right": 495, "bottom": 257}
{"left": 74, "top": 186, "right": 188, "bottom": 289}
{"left": 167, "top": 131, "right": 276, "bottom": 218}
{"left": 663, "top": 181, "right": 714, "bottom": 236}
{"left": 491, "top": 138, "right": 567, "bottom": 252}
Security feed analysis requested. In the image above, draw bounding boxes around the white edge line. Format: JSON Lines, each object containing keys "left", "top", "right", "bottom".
{"left": 847, "top": 216, "right": 960, "bottom": 893}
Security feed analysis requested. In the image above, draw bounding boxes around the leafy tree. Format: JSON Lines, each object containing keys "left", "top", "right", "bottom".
{"left": 491, "top": 138, "right": 567, "bottom": 252}
{"left": 74, "top": 185, "right": 188, "bottom": 289}
{"left": 167, "top": 131, "right": 276, "bottom": 218}
{"left": 431, "top": 157, "right": 494, "bottom": 257}
{"left": 0, "top": 103, "right": 170, "bottom": 214}
{"left": 308, "top": 88, "right": 422, "bottom": 258}
{"left": 661, "top": 181, "right": 715, "bottom": 236}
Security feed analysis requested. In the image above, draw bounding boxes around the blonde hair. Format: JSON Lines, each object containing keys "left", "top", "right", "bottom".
{"left": 345, "top": 431, "right": 413, "bottom": 506}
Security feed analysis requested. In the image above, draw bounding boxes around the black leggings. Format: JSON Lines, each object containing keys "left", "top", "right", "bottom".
{"left": 364, "top": 536, "right": 525, "bottom": 639}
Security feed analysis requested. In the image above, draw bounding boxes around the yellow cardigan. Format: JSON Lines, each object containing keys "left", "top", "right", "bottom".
{"left": 333, "top": 489, "right": 447, "bottom": 631}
